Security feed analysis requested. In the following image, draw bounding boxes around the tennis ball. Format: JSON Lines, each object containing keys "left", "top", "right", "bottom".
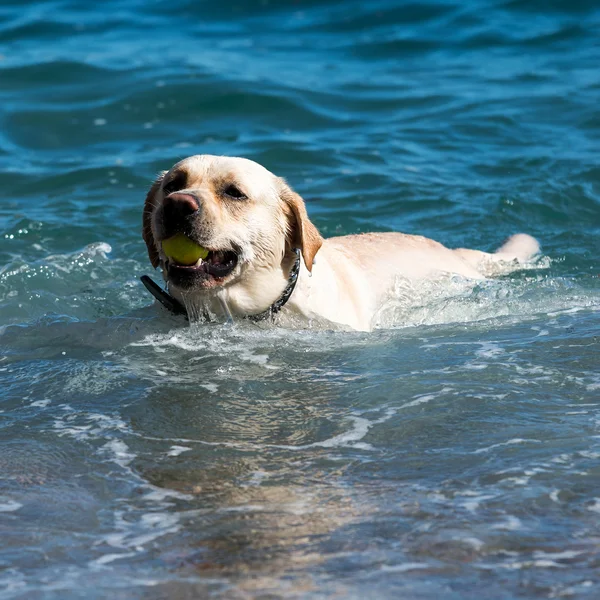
{"left": 162, "top": 234, "right": 209, "bottom": 265}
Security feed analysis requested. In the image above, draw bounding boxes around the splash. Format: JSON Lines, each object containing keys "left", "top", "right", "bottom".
{"left": 371, "top": 265, "right": 598, "bottom": 330}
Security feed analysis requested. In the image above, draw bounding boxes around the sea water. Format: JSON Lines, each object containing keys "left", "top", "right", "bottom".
{"left": 1, "top": 1, "right": 599, "bottom": 598}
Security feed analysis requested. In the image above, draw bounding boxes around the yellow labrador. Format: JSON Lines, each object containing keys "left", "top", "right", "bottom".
{"left": 142, "top": 155, "right": 539, "bottom": 331}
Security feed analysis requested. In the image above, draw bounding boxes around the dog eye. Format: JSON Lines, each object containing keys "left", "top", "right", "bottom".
{"left": 162, "top": 181, "right": 176, "bottom": 195}
{"left": 162, "top": 173, "right": 186, "bottom": 195}
{"left": 223, "top": 184, "right": 247, "bottom": 200}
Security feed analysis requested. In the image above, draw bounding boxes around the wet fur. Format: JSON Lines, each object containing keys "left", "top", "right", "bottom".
{"left": 143, "top": 155, "right": 540, "bottom": 331}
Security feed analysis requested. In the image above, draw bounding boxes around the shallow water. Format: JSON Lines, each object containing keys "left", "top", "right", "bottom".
{"left": 1, "top": 0, "right": 600, "bottom": 598}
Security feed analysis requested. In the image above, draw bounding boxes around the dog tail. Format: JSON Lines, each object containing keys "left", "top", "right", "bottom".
{"left": 494, "top": 233, "right": 540, "bottom": 262}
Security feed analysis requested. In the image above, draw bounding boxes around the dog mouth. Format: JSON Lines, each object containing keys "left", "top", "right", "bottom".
{"left": 161, "top": 235, "right": 239, "bottom": 287}
{"left": 168, "top": 249, "right": 238, "bottom": 276}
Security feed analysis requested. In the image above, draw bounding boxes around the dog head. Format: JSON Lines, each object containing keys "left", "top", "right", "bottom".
{"left": 142, "top": 155, "right": 322, "bottom": 311}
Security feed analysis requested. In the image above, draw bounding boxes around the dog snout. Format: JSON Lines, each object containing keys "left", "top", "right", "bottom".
{"left": 163, "top": 192, "right": 199, "bottom": 219}
{"left": 160, "top": 192, "right": 201, "bottom": 235}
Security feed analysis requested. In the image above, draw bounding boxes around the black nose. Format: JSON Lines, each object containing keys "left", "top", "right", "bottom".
{"left": 161, "top": 193, "right": 200, "bottom": 236}
{"left": 163, "top": 192, "right": 199, "bottom": 221}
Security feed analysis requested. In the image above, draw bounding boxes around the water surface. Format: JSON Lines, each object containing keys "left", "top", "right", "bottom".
{"left": 1, "top": 0, "right": 599, "bottom": 598}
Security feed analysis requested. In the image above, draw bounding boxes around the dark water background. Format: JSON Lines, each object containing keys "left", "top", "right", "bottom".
{"left": 1, "top": 0, "right": 599, "bottom": 598}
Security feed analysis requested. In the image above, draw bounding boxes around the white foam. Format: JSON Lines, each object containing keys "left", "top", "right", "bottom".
{"left": 101, "top": 439, "right": 135, "bottom": 468}
{"left": 220, "top": 504, "right": 267, "bottom": 513}
{"left": 399, "top": 394, "right": 436, "bottom": 409}
{"left": 491, "top": 516, "right": 523, "bottom": 531}
{"left": 378, "top": 562, "right": 431, "bottom": 573}
{"left": 167, "top": 445, "right": 191, "bottom": 457}
{"left": 0, "top": 498, "right": 23, "bottom": 512}
{"left": 474, "top": 341, "right": 505, "bottom": 359}
{"left": 309, "top": 416, "right": 372, "bottom": 449}
{"left": 269, "top": 405, "right": 401, "bottom": 451}
{"left": 463, "top": 362, "right": 488, "bottom": 371}
{"left": 200, "top": 383, "right": 219, "bottom": 393}
{"left": 459, "top": 536, "right": 485, "bottom": 550}
{"left": 30, "top": 399, "right": 51, "bottom": 408}
{"left": 0, "top": 569, "right": 26, "bottom": 593}
{"left": 533, "top": 550, "right": 583, "bottom": 560}
{"left": 141, "top": 487, "right": 193, "bottom": 502}
{"left": 473, "top": 438, "right": 541, "bottom": 454}
{"left": 501, "top": 476, "right": 531, "bottom": 486}
{"left": 131, "top": 329, "right": 272, "bottom": 368}
{"left": 460, "top": 492, "right": 496, "bottom": 513}
{"left": 269, "top": 415, "right": 375, "bottom": 451}
{"left": 53, "top": 412, "right": 131, "bottom": 442}
{"left": 373, "top": 271, "right": 599, "bottom": 330}
{"left": 547, "top": 306, "right": 587, "bottom": 317}
{"left": 586, "top": 376, "right": 600, "bottom": 391}
{"left": 493, "top": 559, "right": 566, "bottom": 570}
{"left": 126, "top": 513, "right": 181, "bottom": 548}
{"left": 551, "top": 453, "right": 573, "bottom": 464}
{"left": 90, "top": 509, "right": 184, "bottom": 570}
{"left": 257, "top": 389, "right": 452, "bottom": 451}
{"left": 243, "top": 469, "right": 270, "bottom": 487}
{"left": 92, "top": 551, "right": 137, "bottom": 566}
{"left": 53, "top": 410, "right": 193, "bottom": 510}
{"left": 578, "top": 450, "right": 600, "bottom": 459}
{"left": 398, "top": 387, "right": 453, "bottom": 410}
{"left": 587, "top": 498, "right": 600, "bottom": 513}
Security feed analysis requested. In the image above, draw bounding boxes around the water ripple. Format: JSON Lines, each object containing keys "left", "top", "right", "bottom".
{"left": 1, "top": 0, "right": 600, "bottom": 597}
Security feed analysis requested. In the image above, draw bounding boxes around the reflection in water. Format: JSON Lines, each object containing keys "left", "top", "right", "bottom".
{"left": 1, "top": 302, "right": 600, "bottom": 597}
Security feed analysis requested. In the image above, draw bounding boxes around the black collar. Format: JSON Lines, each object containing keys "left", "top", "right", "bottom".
{"left": 140, "top": 248, "right": 301, "bottom": 323}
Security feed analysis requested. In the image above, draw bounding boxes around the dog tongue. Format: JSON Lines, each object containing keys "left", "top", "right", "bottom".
{"left": 162, "top": 234, "right": 208, "bottom": 266}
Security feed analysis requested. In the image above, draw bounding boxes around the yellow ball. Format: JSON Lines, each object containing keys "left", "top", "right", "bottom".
{"left": 162, "top": 234, "right": 209, "bottom": 265}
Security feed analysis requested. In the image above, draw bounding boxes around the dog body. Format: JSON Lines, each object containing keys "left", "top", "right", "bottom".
{"left": 143, "top": 155, "right": 539, "bottom": 331}
{"left": 270, "top": 232, "right": 539, "bottom": 330}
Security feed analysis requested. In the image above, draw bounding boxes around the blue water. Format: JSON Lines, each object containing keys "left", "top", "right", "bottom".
{"left": 1, "top": 0, "right": 600, "bottom": 598}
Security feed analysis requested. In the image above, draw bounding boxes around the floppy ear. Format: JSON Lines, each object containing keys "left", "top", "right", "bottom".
{"left": 279, "top": 179, "right": 323, "bottom": 272}
{"left": 142, "top": 171, "right": 166, "bottom": 269}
